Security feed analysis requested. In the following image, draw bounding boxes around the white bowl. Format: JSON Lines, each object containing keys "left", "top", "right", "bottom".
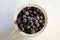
{"left": 14, "top": 4, "right": 48, "bottom": 37}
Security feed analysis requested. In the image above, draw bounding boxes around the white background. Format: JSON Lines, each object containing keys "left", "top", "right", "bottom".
{"left": 0, "top": 0, "right": 60, "bottom": 40}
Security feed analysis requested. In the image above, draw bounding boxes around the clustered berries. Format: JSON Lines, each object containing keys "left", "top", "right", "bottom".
{"left": 16, "top": 6, "right": 45, "bottom": 34}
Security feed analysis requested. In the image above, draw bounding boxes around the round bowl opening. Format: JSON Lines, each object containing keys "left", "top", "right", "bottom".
{"left": 14, "top": 4, "right": 48, "bottom": 37}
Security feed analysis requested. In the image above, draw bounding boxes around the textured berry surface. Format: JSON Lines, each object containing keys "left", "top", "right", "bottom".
{"left": 16, "top": 6, "right": 45, "bottom": 34}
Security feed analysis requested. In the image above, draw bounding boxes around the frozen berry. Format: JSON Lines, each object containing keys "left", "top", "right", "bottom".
{"left": 16, "top": 19, "right": 21, "bottom": 24}
{"left": 38, "top": 27, "right": 42, "bottom": 30}
{"left": 33, "top": 11, "right": 36, "bottom": 14}
{"left": 27, "top": 16, "right": 32, "bottom": 21}
{"left": 36, "top": 23, "right": 40, "bottom": 27}
{"left": 22, "top": 9, "right": 25, "bottom": 13}
{"left": 32, "top": 25, "right": 35, "bottom": 28}
{"left": 40, "top": 16, "right": 43, "bottom": 20}
{"left": 28, "top": 21, "right": 33, "bottom": 26}
{"left": 29, "top": 10, "right": 32, "bottom": 13}
{"left": 23, "top": 24, "right": 27, "bottom": 29}
{"left": 20, "top": 27, "right": 24, "bottom": 31}
{"left": 25, "top": 7, "right": 30, "bottom": 11}
{"left": 30, "top": 13, "right": 34, "bottom": 17}
{"left": 36, "top": 16, "right": 40, "bottom": 20}
{"left": 22, "top": 15, "right": 26, "bottom": 18}
{"left": 27, "top": 25, "right": 30, "bottom": 29}
{"left": 36, "top": 9, "right": 40, "bottom": 12}
{"left": 39, "top": 20, "right": 43, "bottom": 23}
{"left": 23, "top": 18, "right": 27, "bottom": 23}
{"left": 32, "top": 19, "right": 38, "bottom": 24}
{"left": 25, "top": 11, "right": 29, "bottom": 16}
{"left": 31, "top": 28, "right": 35, "bottom": 34}
{"left": 20, "top": 24, "right": 23, "bottom": 27}
{"left": 35, "top": 28, "right": 38, "bottom": 32}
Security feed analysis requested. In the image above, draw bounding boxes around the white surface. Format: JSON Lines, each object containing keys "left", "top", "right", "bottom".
{"left": 0, "top": 0, "right": 60, "bottom": 40}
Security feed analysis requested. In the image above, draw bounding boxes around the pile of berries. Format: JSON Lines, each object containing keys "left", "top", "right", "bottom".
{"left": 16, "top": 6, "right": 45, "bottom": 34}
